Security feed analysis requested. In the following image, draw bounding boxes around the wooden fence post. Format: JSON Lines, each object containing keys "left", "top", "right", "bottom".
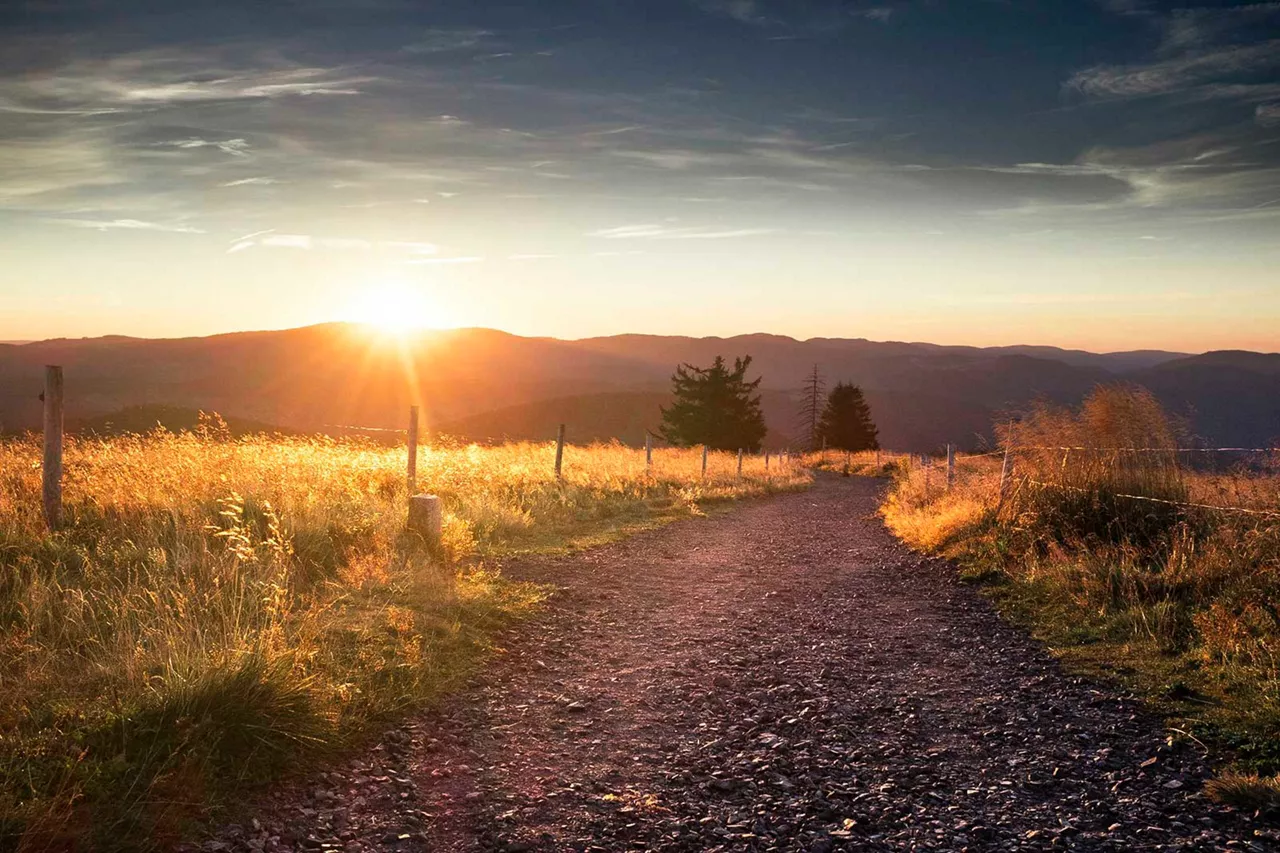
{"left": 701, "top": 445, "right": 708, "bottom": 479}
{"left": 408, "top": 495, "right": 442, "bottom": 545}
{"left": 998, "top": 443, "right": 1012, "bottom": 505}
{"left": 946, "top": 444, "right": 955, "bottom": 492}
{"left": 43, "top": 365, "right": 63, "bottom": 531}
{"left": 407, "top": 405, "right": 419, "bottom": 495}
{"left": 737, "top": 448, "right": 743, "bottom": 480}
{"left": 765, "top": 450, "right": 770, "bottom": 471}
{"left": 645, "top": 434, "right": 652, "bottom": 473}
{"left": 555, "top": 423, "right": 566, "bottom": 479}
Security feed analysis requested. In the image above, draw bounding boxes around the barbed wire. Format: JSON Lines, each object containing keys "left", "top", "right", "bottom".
{"left": 1022, "top": 478, "right": 1280, "bottom": 520}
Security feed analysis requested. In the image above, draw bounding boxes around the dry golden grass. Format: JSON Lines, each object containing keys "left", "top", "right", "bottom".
{"left": 880, "top": 386, "right": 1280, "bottom": 801}
{"left": 0, "top": 420, "right": 809, "bottom": 849}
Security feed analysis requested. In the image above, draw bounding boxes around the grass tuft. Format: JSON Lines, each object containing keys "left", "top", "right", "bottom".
{"left": 1206, "top": 772, "right": 1280, "bottom": 811}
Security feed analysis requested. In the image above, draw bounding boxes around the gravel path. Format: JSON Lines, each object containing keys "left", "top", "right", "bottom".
{"left": 205, "top": 476, "right": 1276, "bottom": 852}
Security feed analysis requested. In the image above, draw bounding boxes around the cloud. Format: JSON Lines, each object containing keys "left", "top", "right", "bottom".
{"left": 42, "top": 217, "right": 205, "bottom": 233}
{"left": 694, "top": 0, "right": 768, "bottom": 25}
{"left": 157, "top": 137, "right": 251, "bottom": 156}
{"left": 402, "top": 27, "right": 494, "bottom": 54}
{"left": 0, "top": 50, "right": 372, "bottom": 115}
{"left": 1069, "top": 40, "right": 1280, "bottom": 98}
{"left": 1258, "top": 103, "right": 1280, "bottom": 127}
{"left": 589, "top": 223, "right": 776, "bottom": 240}
{"left": 221, "top": 176, "right": 279, "bottom": 187}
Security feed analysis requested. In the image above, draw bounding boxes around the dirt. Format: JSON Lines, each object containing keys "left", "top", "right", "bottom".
{"left": 197, "top": 476, "right": 1276, "bottom": 852}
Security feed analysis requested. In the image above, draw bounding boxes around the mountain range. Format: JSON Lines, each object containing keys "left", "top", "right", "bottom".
{"left": 1, "top": 324, "right": 1277, "bottom": 451}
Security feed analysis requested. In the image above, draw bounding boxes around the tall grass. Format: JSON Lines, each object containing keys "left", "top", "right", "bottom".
{"left": 882, "top": 386, "right": 1280, "bottom": 800}
{"left": 0, "top": 421, "right": 809, "bottom": 849}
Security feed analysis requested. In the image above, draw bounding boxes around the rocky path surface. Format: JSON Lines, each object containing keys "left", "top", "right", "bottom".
{"left": 207, "top": 477, "right": 1276, "bottom": 852}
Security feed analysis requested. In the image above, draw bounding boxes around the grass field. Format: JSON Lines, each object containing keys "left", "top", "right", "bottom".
{"left": 880, "top": 387, "right": 1280, "bottom": 808}
{"left": 0, "top": 418, "right": 810, "bottom": 850}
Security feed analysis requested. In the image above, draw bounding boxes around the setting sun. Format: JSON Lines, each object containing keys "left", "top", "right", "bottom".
{"left": 344, "top": 281, "right": 447, "bottom": 333}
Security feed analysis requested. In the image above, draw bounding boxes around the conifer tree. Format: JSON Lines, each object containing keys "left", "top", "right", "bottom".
{"left": 817, "top": 382, "right": 880, "bottom": 452}
{"left": 659, "top": 355, "right": 768, "bottom": 452}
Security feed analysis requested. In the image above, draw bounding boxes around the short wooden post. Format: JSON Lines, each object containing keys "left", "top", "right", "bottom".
{"left": 407, "top": 405, "right": 419, "bottom": 495}
{"left": 875, "top": 449, "right": 881, "bottom": 468}
{"left": 555, "top": 423, "right": 566, "bottom": 479}
{"left": 701, "top": 445, "right": 708, "bottom": 479}
{"left": 737, "top": 448, "right": 743, "bottom": 480}
{"left": 946, "top": 444, "right": 955, "bottom": 491}
{"left": 765, "top": 450, "right": 770, "bottom": 471}
{"left": 42, "top": 365, "right": 63, "bottom": 531}
{"left": 408, "top": 494, "right": 443, "bottom": 545}
{"left": 998, "top": 443, "right": 1012, "bottom": 505}
{"left": 645, "top": 434, "right": 652, "bottom": 473}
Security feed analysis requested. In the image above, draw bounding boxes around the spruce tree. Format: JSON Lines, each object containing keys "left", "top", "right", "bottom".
{"left": 817, "top": 382, "right": 880, "bottom": 452}
{"left": 659, "top": 355, "right": 768, "bottom": 452}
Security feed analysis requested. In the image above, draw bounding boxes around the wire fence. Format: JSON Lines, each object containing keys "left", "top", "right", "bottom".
{"left": 897, "top": 442, "right": 1280, "bottom": 523}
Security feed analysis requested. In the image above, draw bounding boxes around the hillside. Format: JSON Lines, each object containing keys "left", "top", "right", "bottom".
{"left": 1, "top": 325, "right": 1275, "bottom": 450}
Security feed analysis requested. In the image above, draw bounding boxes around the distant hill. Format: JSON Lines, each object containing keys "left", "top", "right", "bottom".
{"left": 0, "top": 325, "right": 1274, "bottom": 451}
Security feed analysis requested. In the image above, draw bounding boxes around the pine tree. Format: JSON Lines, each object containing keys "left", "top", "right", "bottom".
{"left": 817, "top": 382, "right": 880, "bottom": 452}
{"left": 796, "top": 364, "right": 825, "bottom": 451}
{"left": 659, "top": 355, "right": 768, "bottom": 452}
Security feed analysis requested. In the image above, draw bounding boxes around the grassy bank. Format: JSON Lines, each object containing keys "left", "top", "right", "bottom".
{"left": 881, "top": 387, "right": 1280, "bottom": 809}
{"left": 0, "top": 421, "right": 810, "bottom": 849}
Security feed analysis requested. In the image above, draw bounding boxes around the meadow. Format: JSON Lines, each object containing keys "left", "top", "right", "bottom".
{"left": 0, "top": 418, "right": 810, "bottom": 849}
{"left": 880, "top": 387, "right": 1280, "bottom": 807}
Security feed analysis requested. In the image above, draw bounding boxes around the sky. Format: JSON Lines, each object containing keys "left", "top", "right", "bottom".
{"left": 1, "top": 0, "right": 1278, "bottom": 352}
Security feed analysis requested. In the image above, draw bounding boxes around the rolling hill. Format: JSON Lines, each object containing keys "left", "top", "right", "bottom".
{"left": 0, "top": 325, "right": 1275, "bottom": 451}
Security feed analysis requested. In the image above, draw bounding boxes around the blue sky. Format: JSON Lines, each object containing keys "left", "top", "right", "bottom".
{"left": 1, "top": 0, "right": 1278, "bottom": 350}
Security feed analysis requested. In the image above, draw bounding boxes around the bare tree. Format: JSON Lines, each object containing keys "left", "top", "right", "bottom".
{"left": 796, "top": 363, "right": 825, "bottom": 451}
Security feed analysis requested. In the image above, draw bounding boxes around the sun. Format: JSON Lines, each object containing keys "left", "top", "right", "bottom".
{"left": 345, "top": 281, "right": 444, "bottom": 334}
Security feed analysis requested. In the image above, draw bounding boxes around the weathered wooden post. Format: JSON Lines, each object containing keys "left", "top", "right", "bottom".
{"left": 42, "top": 365, "right": 63, "bottom": 531}
{"left": 407, "top": 405, "right": 419, "bottom": 495}
{"left": 876, "top": 449, "right": 881, "bottom": 468}
{"left": 701, "top": 445, "right": 708, "bottom": 479}
{"left": 946, "top": 444, "right": 955, "bottom": 492}
{"left": 998, "top": 443, "right": 1012, "bottom": 506}
{"left": 555, "top": 423, "right": 566, "bottom": 479}
{"left": 737, "top": 448, "right": 743, "bottom": 480}
{"left": 408, "top": 495, "right": 442, "bottom": 545}
{"left": 765, "top": 450, "right": 770, "bottom": 471}
{"left": 645, "top": 434, "right": 652, "bottom": 473}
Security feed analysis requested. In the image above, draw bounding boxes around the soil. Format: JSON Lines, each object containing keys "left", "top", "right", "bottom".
{"left": 196, "top": 476, "right": 1276, "bottom": 852}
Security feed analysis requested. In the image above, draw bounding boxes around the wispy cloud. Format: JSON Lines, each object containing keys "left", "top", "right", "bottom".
{"left": 402, "top": 27, "right": 494, "bottom": 54}
{"left": 221, "top": 176, "right": 279, "bottom": 187}
{"left": 42, "top": 217, "right": 205, "bottom": 233}
{"left": 0, "top": 51, "right": 372, "bottom": 115}
{"left": 157, "top": 137, "right": 251, "bottom": 156}
{"left": 590, "top": 223, "right": 776, "bottom": 240}
{"left": 1069, "top": 40, "right": 1280, "bottom": 98}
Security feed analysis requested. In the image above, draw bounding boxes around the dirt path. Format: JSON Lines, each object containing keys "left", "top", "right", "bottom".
{"left": 211, "top": 476, "right": 1273, "bottom": 852}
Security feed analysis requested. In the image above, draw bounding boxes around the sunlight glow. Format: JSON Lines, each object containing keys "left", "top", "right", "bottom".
{"left": 344, "top": 281, "right": 447, "bottom": 334}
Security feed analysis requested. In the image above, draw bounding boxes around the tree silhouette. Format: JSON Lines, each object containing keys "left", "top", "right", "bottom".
{"left": 817, "top": 382, "right": 879, "bottom": 452}
{"left": 796, "top": 364, "right": 825, "bottom": 451}
{"left": 659, "top": 355, "right": 767, "bottom": 452}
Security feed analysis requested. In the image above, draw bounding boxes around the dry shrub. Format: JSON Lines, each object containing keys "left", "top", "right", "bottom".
{"left": 1003, "top": 385, "right": 1189, "bottom": 551}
